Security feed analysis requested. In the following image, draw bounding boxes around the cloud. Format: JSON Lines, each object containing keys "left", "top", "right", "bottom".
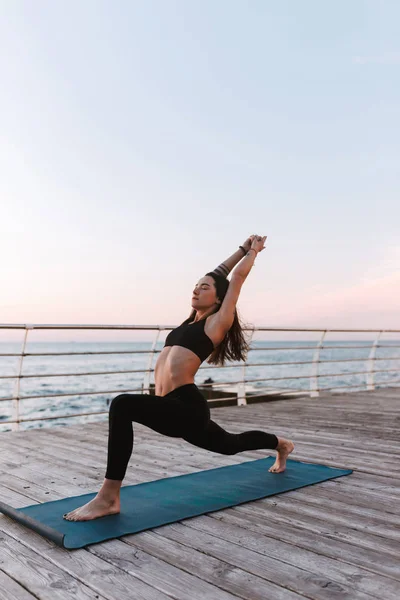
{"left": 352, "top": 52, "right": 400, "bottom": 65}
{"left": 308, "top": 245, "right": 400, "bottom": 316}
{"left": 263, "top": 243, "right": 400, "bottom": 331}
{"left": 359, "top": 243, "right": 400, "bottom": 283}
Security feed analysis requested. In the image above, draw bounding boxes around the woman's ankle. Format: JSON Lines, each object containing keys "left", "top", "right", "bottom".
{"left": 276, "top": 436, "right": 288, "bottom": 450}
{"left": 98, "top": 478, "right": 122, "bottom": 500}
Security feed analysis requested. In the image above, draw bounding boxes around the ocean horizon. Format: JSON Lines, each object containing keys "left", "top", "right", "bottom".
{"left": 1, "top": 340, "right": 399, "bottom": 432}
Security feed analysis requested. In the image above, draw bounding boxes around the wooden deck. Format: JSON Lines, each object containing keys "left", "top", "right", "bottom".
{"left": 0, "top": 387, "right": 399, "bottom": 600}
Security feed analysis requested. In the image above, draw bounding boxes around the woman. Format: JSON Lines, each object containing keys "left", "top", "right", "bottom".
{"left": 64, "top": 234, "right": 294, "bottom": 521}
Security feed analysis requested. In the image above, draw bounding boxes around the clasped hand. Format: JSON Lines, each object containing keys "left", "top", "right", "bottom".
{"left": 241, "top": 234, "right": 268, "bottom": 253}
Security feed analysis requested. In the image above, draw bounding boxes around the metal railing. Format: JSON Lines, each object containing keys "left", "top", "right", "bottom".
{"left": 1, "top": 323, "right": 399, "bottom": 431}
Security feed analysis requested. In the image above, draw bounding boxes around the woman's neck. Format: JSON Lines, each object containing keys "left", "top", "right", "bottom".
{"left": 191, "top": 307, "right": 218, "bottom": 322}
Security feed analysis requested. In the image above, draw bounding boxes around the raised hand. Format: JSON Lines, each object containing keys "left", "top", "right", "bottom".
{"left": 250, "top": 235, "right": 267, "bottom": 253}
{"left": 241, "top": 235, "right": 257, "bottom": 252}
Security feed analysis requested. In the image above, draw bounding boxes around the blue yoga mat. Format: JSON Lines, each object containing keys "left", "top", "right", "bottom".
{"left": 0, "top": 457, "right": 352, "bottom": 549}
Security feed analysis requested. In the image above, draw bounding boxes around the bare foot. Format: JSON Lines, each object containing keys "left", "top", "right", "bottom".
{"left": 63, "top": 494, "right": 120, "bottom": 521}
{"left": 268, "top": 438, "right": 295, "bottom": 473}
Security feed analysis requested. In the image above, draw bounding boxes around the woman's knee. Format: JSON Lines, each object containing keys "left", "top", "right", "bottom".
{"left": 109, "top": 393, "right": 132, "bottom": 414}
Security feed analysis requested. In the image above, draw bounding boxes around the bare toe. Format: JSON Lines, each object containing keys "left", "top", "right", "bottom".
{"left": 62, "top": 495, "right": 120, "bottom": 521}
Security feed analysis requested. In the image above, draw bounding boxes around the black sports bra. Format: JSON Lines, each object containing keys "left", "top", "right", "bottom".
{"left": 163, "top": 317, "right": 215, "bottom": 362}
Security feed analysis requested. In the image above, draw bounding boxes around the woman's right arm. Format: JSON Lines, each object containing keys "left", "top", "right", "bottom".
{"left": 232, "top": 235, "right": 267, "bottom": 279}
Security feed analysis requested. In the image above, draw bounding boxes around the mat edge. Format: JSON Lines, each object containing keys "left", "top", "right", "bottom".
{"left": 0, "top": 499, "right": 65, "bottom": 547}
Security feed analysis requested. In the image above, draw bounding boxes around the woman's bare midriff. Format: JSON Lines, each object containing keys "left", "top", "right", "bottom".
{"left": 154, "top": 346, "right": 201, "bottom": 396}
{"left": 154, "top": 314, "right": 226, "bottom": 397}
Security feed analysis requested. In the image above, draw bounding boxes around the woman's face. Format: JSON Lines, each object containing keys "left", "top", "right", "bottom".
{"left": 192, "top": 276, "right": 218, "bottom": 308}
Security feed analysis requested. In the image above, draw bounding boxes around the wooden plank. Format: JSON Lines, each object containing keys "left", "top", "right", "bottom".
{"left": 119, "top": 524, "right": 388, "bottom": 600}
{"left": 108, "top": 436, "right": 400, "bottom": 477}
{"left": 1, "top": 519, "right": 244, "bottom": 600}
{"left": 0, "top": 476, "right": 300, "bottom": 600}
{"left": 0, "top": 516, "right": 303, "bottom": 600}
{"left": 3, "top": 453, "right": 397, "bottom": 573}
{"left": 229, "top": 492, "right": 400, "bottom": 556}
{"left": 1, "top": 388, "right": 399, "bottom": 600}
{"left": 0, "top": 530, "right": 110, "bottom": 600}
{"left": 4, "top": 439, "right": 398, "bottom": 568}
{"left": 0, "top": 568, "right": 43, "bottom": 600}
{"left": 157, "top": 517, "right": 400, "bottom": 598}
{"left": 329, "top": 471, "right": 400, "bottom": 494}
{"left": 239, "top": 496, "right": 400, "bottom": 542}
{"left": 0, "top": 485, "right": 244, "bottom": 600}
{"left": 206, "top": 506, "right": 400, "bottom": 579}
{"left": 0, "top": 436, "right": 194, "bottom": 482}
{"left": 133, "top": 430, "right": 398, "bottom": 468}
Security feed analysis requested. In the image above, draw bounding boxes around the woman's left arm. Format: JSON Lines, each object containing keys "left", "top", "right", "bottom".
{"left": 211, "top": 235, "right": 255, "bottom": 277}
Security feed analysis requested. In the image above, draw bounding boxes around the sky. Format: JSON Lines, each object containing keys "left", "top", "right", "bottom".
{"left": 0, "top": 0, "right": 399, "bottom": 343}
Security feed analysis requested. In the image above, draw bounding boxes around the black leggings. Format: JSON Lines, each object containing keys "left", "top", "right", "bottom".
{"left": 105, "top": 383, "right": 279, "bottom": 481}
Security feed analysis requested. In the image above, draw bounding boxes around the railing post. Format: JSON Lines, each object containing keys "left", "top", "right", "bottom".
{"left": 366, "top": 331, "right": 382, "bottom": 391}
{"left": 310, "top": 330, "right": 326, "bottom": 398}
{"left": 237, "top": 325, "right": 255, "bottom": 406}
{"left": 142, "top": 328, "right": 162, "bottom": 394}
{"left": 11, "top": 327, "right": 30, "bottom": 431}
{"left": 237, "top": 362, "right": 247, "bottom": 406}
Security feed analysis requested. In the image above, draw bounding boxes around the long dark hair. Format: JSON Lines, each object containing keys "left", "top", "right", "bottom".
{"left": 187, "top": 272, "right": 253, "bottom": 366}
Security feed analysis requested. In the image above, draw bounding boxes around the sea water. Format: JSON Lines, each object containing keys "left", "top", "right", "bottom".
{"left": 0, "top": 340, "right": 399, "bottom": 431}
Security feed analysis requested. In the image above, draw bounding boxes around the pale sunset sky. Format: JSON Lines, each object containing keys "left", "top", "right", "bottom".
{"left": 0, "top": 1, "right": 399, "bottom": 342}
